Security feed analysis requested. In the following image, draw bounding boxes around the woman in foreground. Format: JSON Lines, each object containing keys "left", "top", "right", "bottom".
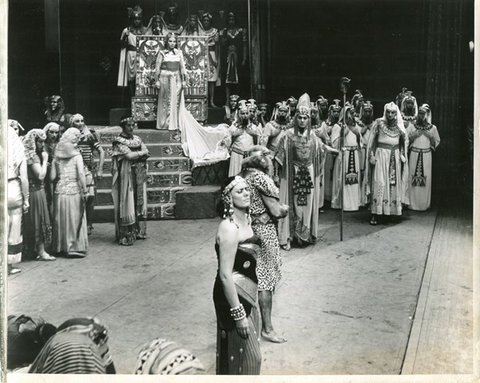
{"left": 213, "top": 176, "right": 262, "bottom": 375}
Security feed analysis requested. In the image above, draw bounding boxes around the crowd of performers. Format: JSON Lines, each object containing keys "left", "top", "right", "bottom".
{"left": 118, "top": 5, "right": 248, "bottom": 107}
{"left": 7, "top": 86, "right": 440, "bottom": 375}
{"left": 212, "top": 88, "right": 441, "bottom": 374}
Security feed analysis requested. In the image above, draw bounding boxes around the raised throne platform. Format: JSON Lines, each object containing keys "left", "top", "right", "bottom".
{"left": 91, "top": 126, "right": 228, "bottom": 222}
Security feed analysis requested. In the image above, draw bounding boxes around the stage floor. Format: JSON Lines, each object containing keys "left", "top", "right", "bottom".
{"left": 7, "top": 207, "right": 473, "bottom": 377}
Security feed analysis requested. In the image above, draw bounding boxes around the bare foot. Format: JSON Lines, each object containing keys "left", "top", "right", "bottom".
{"left": 261, "top": 330, "right": 287, "bottom": 343}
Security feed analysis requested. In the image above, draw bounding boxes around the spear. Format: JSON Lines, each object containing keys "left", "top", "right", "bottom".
{"left": 339, "top": 77, "right": 351, "bottom": 241}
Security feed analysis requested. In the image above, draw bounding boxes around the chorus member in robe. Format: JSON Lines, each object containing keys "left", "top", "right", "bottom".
{"left": 400, "top": 91, "right": 418, "bottom": 130}
{"left": 316, "top": 100, "right": 341, "bottom": 205}
{"left": 316, "top": 96, "right": 329, "bottom": 126}
{"left": 201, "top": 12, "right": 221, "bottom": 107}
{"left": 70, "top": 113, "right": 104, "bottom": 235}
{"left": 181, "top": 14, "right": 201, "bottom": 36}
{"left": 29, "top": 317, "right": 115, "bottom": 374}
{"left": 264, "top": 101, "right": 290, "bottom": 183}
{"left": 213, "top": 176, "right": 262, "bottom": 375}
{"left": 51, "top": 128, "right": 88, "bottom": 257}
{"left": 331, "top": 103, "right": 363, "bottom": 211}
{"left": 407, "top": 104, "right": 440, "bottom": 211}
{"left": 117, "top": 6, "right": 147, "bottom": 97}
{"left": 241, "top": 147, "right": 289, "bottom": 343}
{"left": 358, "top": 101, "right": 375, "bottom": 205}
{"left": 365, "top": 102, "right": 409, "bottom": 225}
{"left": 8, "top": 119, "right": 24, "bottom": 136}
{"left": 224, "top": 100, "right": 257, "bottom": 176}
{"left": 223, "top": 94, "right": 240, "bottom": 125}
{"left": 220, "top": 12, "right": 247, "bottom": 102}
{"left": 111, "top": 116, "right": 150, "bottom": 246}
{"left": 276, "top": 94, "right": 338, "bottom": 250}
{"left": 43, "top": 122, "right": 60, "bottom": 216}
{"left": 23, "top": 129, "right": 55, "bottom": 261}
{"left": 7, "top": 127, "right": 28, "bottom": 274}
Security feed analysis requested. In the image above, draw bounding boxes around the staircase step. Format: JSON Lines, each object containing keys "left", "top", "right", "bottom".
{"left": 101, "top": 142, "right": 185, "bottom": 158}
{"left": 94, "top": 126, "right": 183, "bottom": 144}
{"left": 95, "top": 171, "right": 193, "bottom": 189}
{"left": 97, "top": 187, "right": 188, "bottom": 206}
{"left": 93, "top": 202, "right": 176, "bottom": 222}
{"left": 98, "top": 157, "right": 191, "bottom": 174}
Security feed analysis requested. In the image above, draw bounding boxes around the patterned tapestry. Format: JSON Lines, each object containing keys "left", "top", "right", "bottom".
{"left": 132, "top": 35, "right": 209, "bottom": 122}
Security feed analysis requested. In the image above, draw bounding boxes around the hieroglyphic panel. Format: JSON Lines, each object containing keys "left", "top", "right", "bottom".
{"left": 134, "top": 35, "right": 209, "bottom": 122}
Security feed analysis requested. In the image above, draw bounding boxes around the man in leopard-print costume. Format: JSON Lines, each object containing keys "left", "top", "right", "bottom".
{"left": 241, "top": 146, "right": 289, "bottom": 344}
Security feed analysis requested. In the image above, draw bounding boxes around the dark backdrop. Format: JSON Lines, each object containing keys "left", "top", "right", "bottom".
{"left": 8, "top": 0, "right": 474, "bottom": 205}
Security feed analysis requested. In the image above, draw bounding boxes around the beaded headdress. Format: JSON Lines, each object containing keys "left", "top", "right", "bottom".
{"left": 329, "top": 99, "right": 342, "bottom": 113}
{"left": 316, "top": 96, "right": 329, "bottom": 106}
{"left": 129, "top": 5, "right": 143, "bottom": 18}
{"left": 222, "top": 175, "right": 245, "bottom": 197}
{"left": 296, "top": 93, "right": 311, "bottom": 117}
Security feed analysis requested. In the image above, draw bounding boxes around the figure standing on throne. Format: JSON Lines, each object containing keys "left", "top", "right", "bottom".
{"left": 155, "top": 33, "right": 229, "bottom": 163}
{"left": 161, "top": 2, "right": 184, "bottom": 35}
{"left": 146, "top": 14, "right": 163, "bottom": 35}
{"left": 201, "top": 12, "right": 221, "bottom": 107}
{"left": 155, "top": 33, "right": 187, "bottom": 131}
{"left": 220, "top": 12, "right": 247, "bottom": 103}
{"left": 117, "top": 6, "right": 147, "bottom": 97}
{"left": 181, "top": 14, "right": 201, "bottom": 36}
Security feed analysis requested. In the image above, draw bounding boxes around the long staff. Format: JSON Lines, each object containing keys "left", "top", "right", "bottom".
{"left": 339, "top": 77, "right": 351, "bottom": 241}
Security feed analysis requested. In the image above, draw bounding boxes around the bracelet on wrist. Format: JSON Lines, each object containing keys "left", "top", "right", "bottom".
{"left": 230, "top": 304, "right": 247, "bottom": 321}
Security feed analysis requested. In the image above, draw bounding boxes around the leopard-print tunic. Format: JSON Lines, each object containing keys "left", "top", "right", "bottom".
{"left": 244, "top": 168, "right": 282, "bottom": 291}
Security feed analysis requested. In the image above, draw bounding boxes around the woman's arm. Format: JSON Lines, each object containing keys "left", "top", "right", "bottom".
{"left": 217, "top": 220, "right": 250, "bottom": 338}
{"left": 19, "top": 161, "right": 29, "bottom": 212}
{"left": 50, "top": 159, "right": 57, "bottom": 181}
{"left": 30, "top": 152, "right": 49, "bottom": 181}
{"left": 76, "top": 155, "right": 88, "bottom": 195}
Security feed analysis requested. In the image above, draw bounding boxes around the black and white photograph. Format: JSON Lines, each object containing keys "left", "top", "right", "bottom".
{"left": 3, "top": 0, "right": 477, "bottom": 381}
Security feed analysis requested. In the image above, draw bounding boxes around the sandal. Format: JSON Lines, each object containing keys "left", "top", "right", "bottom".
{"left": 36, "top": 253, "right": 56, "bottom": 261}
{"left": 261, "top": 331, "right": 288, "bottom": 343}
{"left": 8, "top": 267, "right": 21, "bottom": 275}
{"left": 370, "top": 216, "right": 377, "bottom": 226}
{"left": 280, "top": 240, "right": 291, "bottom": 251}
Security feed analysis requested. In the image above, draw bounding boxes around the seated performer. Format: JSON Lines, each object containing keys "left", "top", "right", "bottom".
{"left": 155, "top": 33, "right": 229, "bottom": 164}
{"left": 134, "top": 338, "right": 205, "bottom": 374}
{"left": 29, "top": 317, "right": 115, "bottom": 374}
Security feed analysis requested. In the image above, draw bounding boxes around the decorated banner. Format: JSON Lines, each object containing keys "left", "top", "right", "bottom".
{"left": 132, "top": 35, "right": 209, "bottom": 122}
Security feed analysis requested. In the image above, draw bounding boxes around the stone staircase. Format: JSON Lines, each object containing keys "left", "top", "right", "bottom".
{"left": 91, "top": 126, "right": 227, "bottom": 222}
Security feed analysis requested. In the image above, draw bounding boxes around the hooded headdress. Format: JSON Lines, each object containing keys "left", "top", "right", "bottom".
{"left": 55, "top": 127, "right": 81, "bottom": 159}
{"left": 400, "top": 91, "right": 418, "bottom": 117}
{"left": 23, "top": 129, "right": 47, "bottom": 165}
{"left": 418, "top": 103, "right": 432, "bottom": 124}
